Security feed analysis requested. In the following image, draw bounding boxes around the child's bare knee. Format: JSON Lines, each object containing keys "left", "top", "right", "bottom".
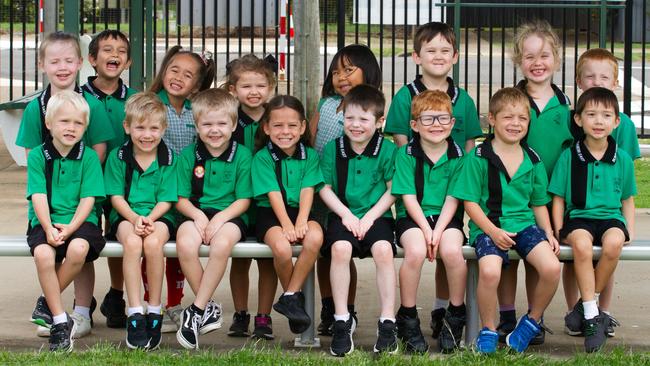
{"left": 66, "top": 240, "right": 89, "bottom": 261}
{"left": 479, "top": 265, "right": 501, "bottom": 286}
{"left": 33, "top": 245, "right": 55, "bottom": 266}
{"left": 331, "top": 242, "right": 352, "bottom": 261}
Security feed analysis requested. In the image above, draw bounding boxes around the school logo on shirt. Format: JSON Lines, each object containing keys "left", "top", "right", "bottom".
{"left": 194, "top": 165, "right": 205, "bottom": 179}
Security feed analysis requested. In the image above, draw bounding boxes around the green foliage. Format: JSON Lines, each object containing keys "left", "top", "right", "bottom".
{"left": 635, "top": 158, "right": 650, "bottom": 208}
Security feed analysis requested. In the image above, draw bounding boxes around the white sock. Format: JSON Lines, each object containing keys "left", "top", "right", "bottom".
{"left": 379, "top": 317, "right": 396, "bottom": 323}
{"left": 284, "top": 292, "right": 295, "bottom": 296}
{"left": 334, "top": 313, "right": 350, "bottom": 322}
{"left": 52, "top": 313, "right": 68, "bottom": 325}
{"left": 602, "top": 310, "right": 611, "bottom": 315}
{"left": 74, "top": 305, "right": 90, "bottom": 319}
{"left": 434, "top": 298, "right": 449, "bottom": 310}
{"left": 148, "top": 305, "right": 162, "bottom": 315}
{"left": 127, "top": 306, "right": 144, "bottom": 316}
{"left": 583, "top": 300, "right": 599, "bottom": 320}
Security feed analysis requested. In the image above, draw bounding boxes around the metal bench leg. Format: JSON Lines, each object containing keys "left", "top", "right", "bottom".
{"left": 465, "top": 258, "right": 479, "bottom": 346}
{"left": 295, "top": 268, "right": 320, "bottom": 347}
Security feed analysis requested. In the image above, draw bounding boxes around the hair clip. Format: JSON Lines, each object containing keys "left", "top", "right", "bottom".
{"left": 201, "top": 51, "right": 213, "bottom": 66}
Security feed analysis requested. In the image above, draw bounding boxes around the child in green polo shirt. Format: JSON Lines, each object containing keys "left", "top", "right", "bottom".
{"left": 104, "top": 92, "right": 178, "bottom": 350}
{"left": 549, "top": 88, "right": 636, "bottom": 353}
{"left": 251, "top": 95, "right": 324, "bottom": 335}
{"left": 384, "top": 22, "right": 483, "bottom": 335}
{"left": 319, "top": 85, "right": 398, "bottom": 356}
{"left": 452, "top": 87, "right": 560, "bottom": 354}
{"left": 393, "top": 90, "right": 466, "bottom": 354}
{"left": 26, "top": 91, "right": 106, "bottom": 352}
{"left": 174, "top": 88, "right": 253, "bottom": 349}
{"left": 82, "top": 29, "right": 138, "bottom": 330}
{"left": 563, "top": 48, "right": 641, "bottom": 338}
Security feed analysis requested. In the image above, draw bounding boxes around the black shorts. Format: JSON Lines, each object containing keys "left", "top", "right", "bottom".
{"left": 27, "top": 222, "right": 106, "bottom": 263}
{"left": 181, "top": 208, "right": 248, "bottom": 241}
{"left": 395, "top": 215, "right": 465, "bottom": 246}
{"left": 255, "top": 206, "right": 318, "bottom": 242}
{"left": 322, "top": 214, "right": 396, "bottom": 259}
{"left": 107, "top": 216, "right": 176, "bottom": 241}
{"left": 560, "top": 217, "right": 629, "bottom": 247}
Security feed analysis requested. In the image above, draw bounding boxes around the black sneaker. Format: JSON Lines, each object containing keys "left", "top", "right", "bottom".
{"left": 564, "top": 302, "right": 584, "bottom": 336}
{"left": 199, "top": 301, "right": 222, "bottom": 335}
{"left": 330, "top": 316, "right": 356, "bottom": 357}
{"left": 273, "top": 293, "right": 311, "bottom": 334}
{"left": 147, "top": 312, "right": 163, "bottom": 350}
{"left": 584, "top": 313, "right": 608, "bottom": 353}
{"left": 429, "top": 308, "right": 445, "bottom": 339}
{"left": 438, "top": 310, "right": 466, "bottom": 353}
{"left": 529, "top": 316, "right": 545, "bottom": 346}
{"left": 100, "top": 290, "right": 127, "bottom": 329}
{"left": 318, "top": 299, "right": 335, "bottom": 336}
{"left": 228, "top": 311, "right": 250, "bottom": 337}
{"left": 374, "top": 319, "right": 399, "bottom": 354}
{"left": 396, "top": 314, "right": 428, "bottom": 354}
{"left": 126, "top": 313, "right": 149, "bottom": 350}
{"left": 497, "top": 310, "right": 517, "bottom": 343}
{"left": 253, "top": 314, "right": 274, "bottom": 340}
{"left": 605, "top": 313, "right": 619, "bottom": 338}
{"left": 49, "top": 314, "right": 76, "bottom": 352}
{"left": 31, "top": 296, "right": 52, "bottom": 329}
{"left": 176, "top": 306, "right": 201, "bottom": 350}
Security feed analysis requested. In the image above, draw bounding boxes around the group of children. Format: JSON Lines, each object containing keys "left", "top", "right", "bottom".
{"left": 22, "top": 17, "right": 638, "bottom": 357}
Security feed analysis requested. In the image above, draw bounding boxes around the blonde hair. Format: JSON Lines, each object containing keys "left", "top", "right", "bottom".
{"left": 411, "top": 90, "right": 452, "bottom": 119}
{"left": 512, "top": 19, "right": 561, "bottom": 68}
{"left": 124, "top": 92, "right": 168, "bottom": 128}
{"left": 191, "top": 88, "right": 239, "bottom": 125}
{"left": 576, "top": 48, "right": 619, "bottom": 81}
{"left": 39, "top": 31, "right": 82, "bottom": 61}
{"left": 45, "top": 90, "right": 89, "bottom": 126}
{"left": 489, "top": 87, "right": 530, "bottom": 116}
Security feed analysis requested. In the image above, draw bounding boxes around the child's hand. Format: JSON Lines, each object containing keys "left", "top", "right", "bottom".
{"left": 193, "top": 214, "right": 210, "bottom": 242}
{"left": 134, "top": 216, "right": 147, "bottom": 236}
{"left": 46, "top": 226, "right": 63, "bottom": 246}
{"left": 294, "top": 219, "right": 309, "bottom": 240}
{"left": 341, "top": 213, "right": 360, "bottom": 238}
{"left": 357, "top": 217, "right": 374, "bottom": 241}
{"left": 489, "top": 228, "right": 516, "bottom": 250}
{"left": 53, "top": 223, "right": 72, "bottom": 242}
{"left": 427, "top": 228, "right": 443, "bottom": 262}
{"left": 281, "top": 223, "right": 297, "bottom": 243}
{"left": 204, "top": 214, "right": 226, "bottom": 244}
{"left": 547, "top": 234, "right": 560, "bottom": 256}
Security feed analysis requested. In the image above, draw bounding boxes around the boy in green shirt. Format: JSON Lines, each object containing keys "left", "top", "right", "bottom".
{"left": 392, "top": 90, "right": 466, "bottom": 354}
{"left": 104, "top": 93, "right": 178, "bottom": 350}
{"left": 549, "top": 88, "right": 636, "bottom": 353}
{"left": 452, "top": 88, "right": 560, "bottom": 354}
{"left": 27, "top": 91, "right": 106, "bottom": 352}
{"left": 320, "top": 85, "right": 398, "bottom": 356}
{"left": 174, "top": 89, "right": 253, "bottom": 349}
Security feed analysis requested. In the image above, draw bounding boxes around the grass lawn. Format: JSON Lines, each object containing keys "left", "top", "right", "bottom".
{"left": 635, "top": 158, "right": 650, "bottom": 208}
{"left": 1, "top": 344, "right": 649, "bottom": 366}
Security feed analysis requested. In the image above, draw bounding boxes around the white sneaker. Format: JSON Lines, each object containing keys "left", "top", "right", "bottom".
{"left": 162, "top": 305, "right": 183, "bottom": 333}
{"left": 71, "top": 312, "right": 91, "bottom": 339}
{"left": 36, "top": 325, "right": 49, "bottom": 338}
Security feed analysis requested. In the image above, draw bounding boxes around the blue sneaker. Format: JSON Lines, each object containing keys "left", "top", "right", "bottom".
{"left": 506, "top": 314, "right": 541, "bottom": 352}
{"left": 475, "top": 327, "right": 498, "bottom": 354}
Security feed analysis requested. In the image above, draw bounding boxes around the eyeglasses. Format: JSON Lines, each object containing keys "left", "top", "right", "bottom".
{"left": 332, "top": 66, "right": 358, "bottom": 79}
{"left": 417, "top": 114, "right": 452, "bottom": 126}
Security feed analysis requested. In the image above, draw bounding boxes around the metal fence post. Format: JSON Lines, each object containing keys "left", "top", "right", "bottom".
{"left": 145, "top": 0, "right": 154, "bottom": 88}
{"left": 452, "top": 0, "right": 461, "bottom": 83}
{"left": 465, "top": 258, "right": 479, "bottom": 346}
{"left": 130, "top": 0, "right": 144, "bottom": 91}
{"left": 295, "top": 269, "right": 320, "bottom": 347}
{"left": 623, "top": 0, "right": 632, "bottom": 116}
{"left": 599, "top": 0, "right": 607, "bottom": 48}
{"left": 337, "top": 0, "right": 346, "bottom": 49}
{"left": 63, "top": 0, "right": 79, "bottom": 35}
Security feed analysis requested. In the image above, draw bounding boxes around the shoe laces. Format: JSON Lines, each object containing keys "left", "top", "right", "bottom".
{"left": 183, "top": 310, "right": 201, "bottom": 334}
{"left": 378, "top": 322, "right": 396, "bottom": 338}
{"left": 204, "top": 302, "right": 222, "bottom": 321}
{"left": 255, "top": 315, "right": 271, "bottom": 328}
{"left": 441, "top": 318, "right": 458, "bottom": 345}
{"left": 233, "top": 311, "right": 248, "bottom": 323}
{"left": 606, "top": 313, "right": 620, "bottom": 328}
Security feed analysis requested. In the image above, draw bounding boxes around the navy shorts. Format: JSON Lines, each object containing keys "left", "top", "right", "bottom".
{"left": 474, "top": 225, "right": 548, "bottom": 267}
{"left": 27, "top": 222, "right": 106, "bottom": 263}
{"left": 322, "top": 214, "right": 396, "bottom": 259}
{"left": 255, "top": 206, "right": 319, "bottom": 242}
{"left": 107, "top": 216, "right": 176, "bottom": 241}
{"left": 560, "top": 217, "right": 629, "bottom": 246}
{"left": 395, "top": 215, "right": 466, "bottom": 246}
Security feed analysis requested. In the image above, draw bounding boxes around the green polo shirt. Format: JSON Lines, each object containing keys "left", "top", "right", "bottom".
{"left": 252, "top": 142, "right": 324, "bottom": 209}
{"left": 104, "top": 140, "right": 178, "bottom": 226}
{"left": 16, "top": 85, "right": 115, "bottom": 149}
{"left": 26, "top": 140, "right": 105, "bottom": 227}
{"left": 177, "top": 140, "right": 253, "bottom": 224}
{"left": 516, "top": 80, "right": 573, "bottom": 178}
{"left": 232, "top": 107, "right": 260, "bottom": 151}
{"left": 392, "top": 137, "right": 464, "bottom": 219}
{"left": 548, "top": 137, "right": 636, "bottom": 224}
{"left": 321, "top": 132, "right": 396, "bottom": 219}
{"left": 451, "top": 138, "right": 550, "bottom": 245}
{"left": 570, "top": 111, "right": 640, "bottom": 161}
{"left": 82, "top": 77, "right": 138, "bottom": 153}
{"left": 384, "top": 76, "right": 483, "bottom": 146}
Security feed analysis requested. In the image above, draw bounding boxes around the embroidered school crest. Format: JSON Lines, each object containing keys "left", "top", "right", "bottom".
{"left": 194, "top": 166, "right": 205, "bottom": 179}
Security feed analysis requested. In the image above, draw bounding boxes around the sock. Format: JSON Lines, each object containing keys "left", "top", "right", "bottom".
{"left": 347, "top": 304, "right": 355, "bottom": 314}
{"left": 284, "top": 292, "right": 295, "bottom": 296}
{"left": 499, "top": 304, "right": 516, "bottom": 312}
{"left": 128, "top": 306, "right": 144, "bottom": 316}
{"left": 148, "top": 305, "right": 162, "bottom": 315}
{"left": 334, "top": 313, "right": 350, "bottom": 322}
{"left": 397, "top": 305, "right": 418, "bottom": 319}
{"left": 166, "top": 258, "right": 185, "bottom": 307}
{"left": 595, "top": 293, "right": 600, "bottom": 303}
{"left": 74, "top": 305, "right": 91, "bottom": 319}
{"left": 583, "top": 300, "right": 599, "bottom": 320}
{"left": 321, "top": 296, "right": 334, "bottom": 309}
{"left": 379, "top": 317, "right": 396, "bottom": 323}
{"left": 107, "top": 287, "right": 124, "bottom": 299}
{"left": 52, "top": 313, "right": 68, "bottom": 325}
{"left": 602, "top": 310, "right": 611, "bottom": 316}
{"left": 190, "top": 303, "right": 204, "bottom": 316}
{"left": 448, "top": 302, "right": 466, "bottom": 317}
{"left": 434, "top": 298, "right": 449, "bottom": 310}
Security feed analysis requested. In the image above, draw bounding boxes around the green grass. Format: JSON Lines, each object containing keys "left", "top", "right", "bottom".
{"left": 635, "top": 158, "right": 650, "bottom": 208}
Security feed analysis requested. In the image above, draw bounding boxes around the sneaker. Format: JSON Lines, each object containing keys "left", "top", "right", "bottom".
{"left": 273, "top": 293, "right": 311, "bottom": 334}
{"left": 529, "top": 317, "right": 545, "bottom": 346}
{"left": 505, "top": 314, "right": 541, "bottom": 353}
{"left": 318, "top": 300, "right": 335, "bottom": 336}
{"left": 374, "top": 319, "right": 399, "bottom": 354}
{"left": 497, "top": 310, "right": 517, "bottom": 343}
{"left": 70, "top": 312, "right": 91, "bottom": 339}
{"left": 161, "top": 305, "right": 183, "bottom": 333}
{"left": 564, "top": 302, "right": 584, "bottom": 336}
{"left": 49, "top": 314, "right": 76, "bottom": 352}
{"left": 31, "top": 296, "right": 52, "bottom": 328}
{"left": 126, "top": 313, "right": 149, "bottom": 350}
{"left": 438, "top": 310, "right": 466, "bottom": 353}
{"left": 100, "top": 290, "right": 127, "bottom": 329}
{"left": 430, "top": 308, "right": 445, "bottom": 339}
{"left": 199, "top": 301, "right": 223, "bottom": 335}
{"left": 37, "top": 325, "right": 50, "bottom": 338}
{"left": 396, "top": 314, "right": 429, "bottom": 354}
{"left": 228, "top": 311, "right": 250, "bottom": 337}
{"left": 330, "top": 316, "right": 356, "bottom": 357}
{"left": 584, "top": 313, "right": 608, "bottom": 353}
{"left": 253, "top": 314, "right": 274, "bottom": 340}
{"left": 604, "top": 313, "right": 619, "bottom": 338}
{"left": 475, "top": 327, "right": 498, "bottom": 354}
{"left": 176, "top": 306, "right": 202, "bottom": 350}
{"left": 72, "top": 297, "right": 97, "bottom": 328}
{"left": 147, "top": 312, "right": 163, "bottom": 350}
